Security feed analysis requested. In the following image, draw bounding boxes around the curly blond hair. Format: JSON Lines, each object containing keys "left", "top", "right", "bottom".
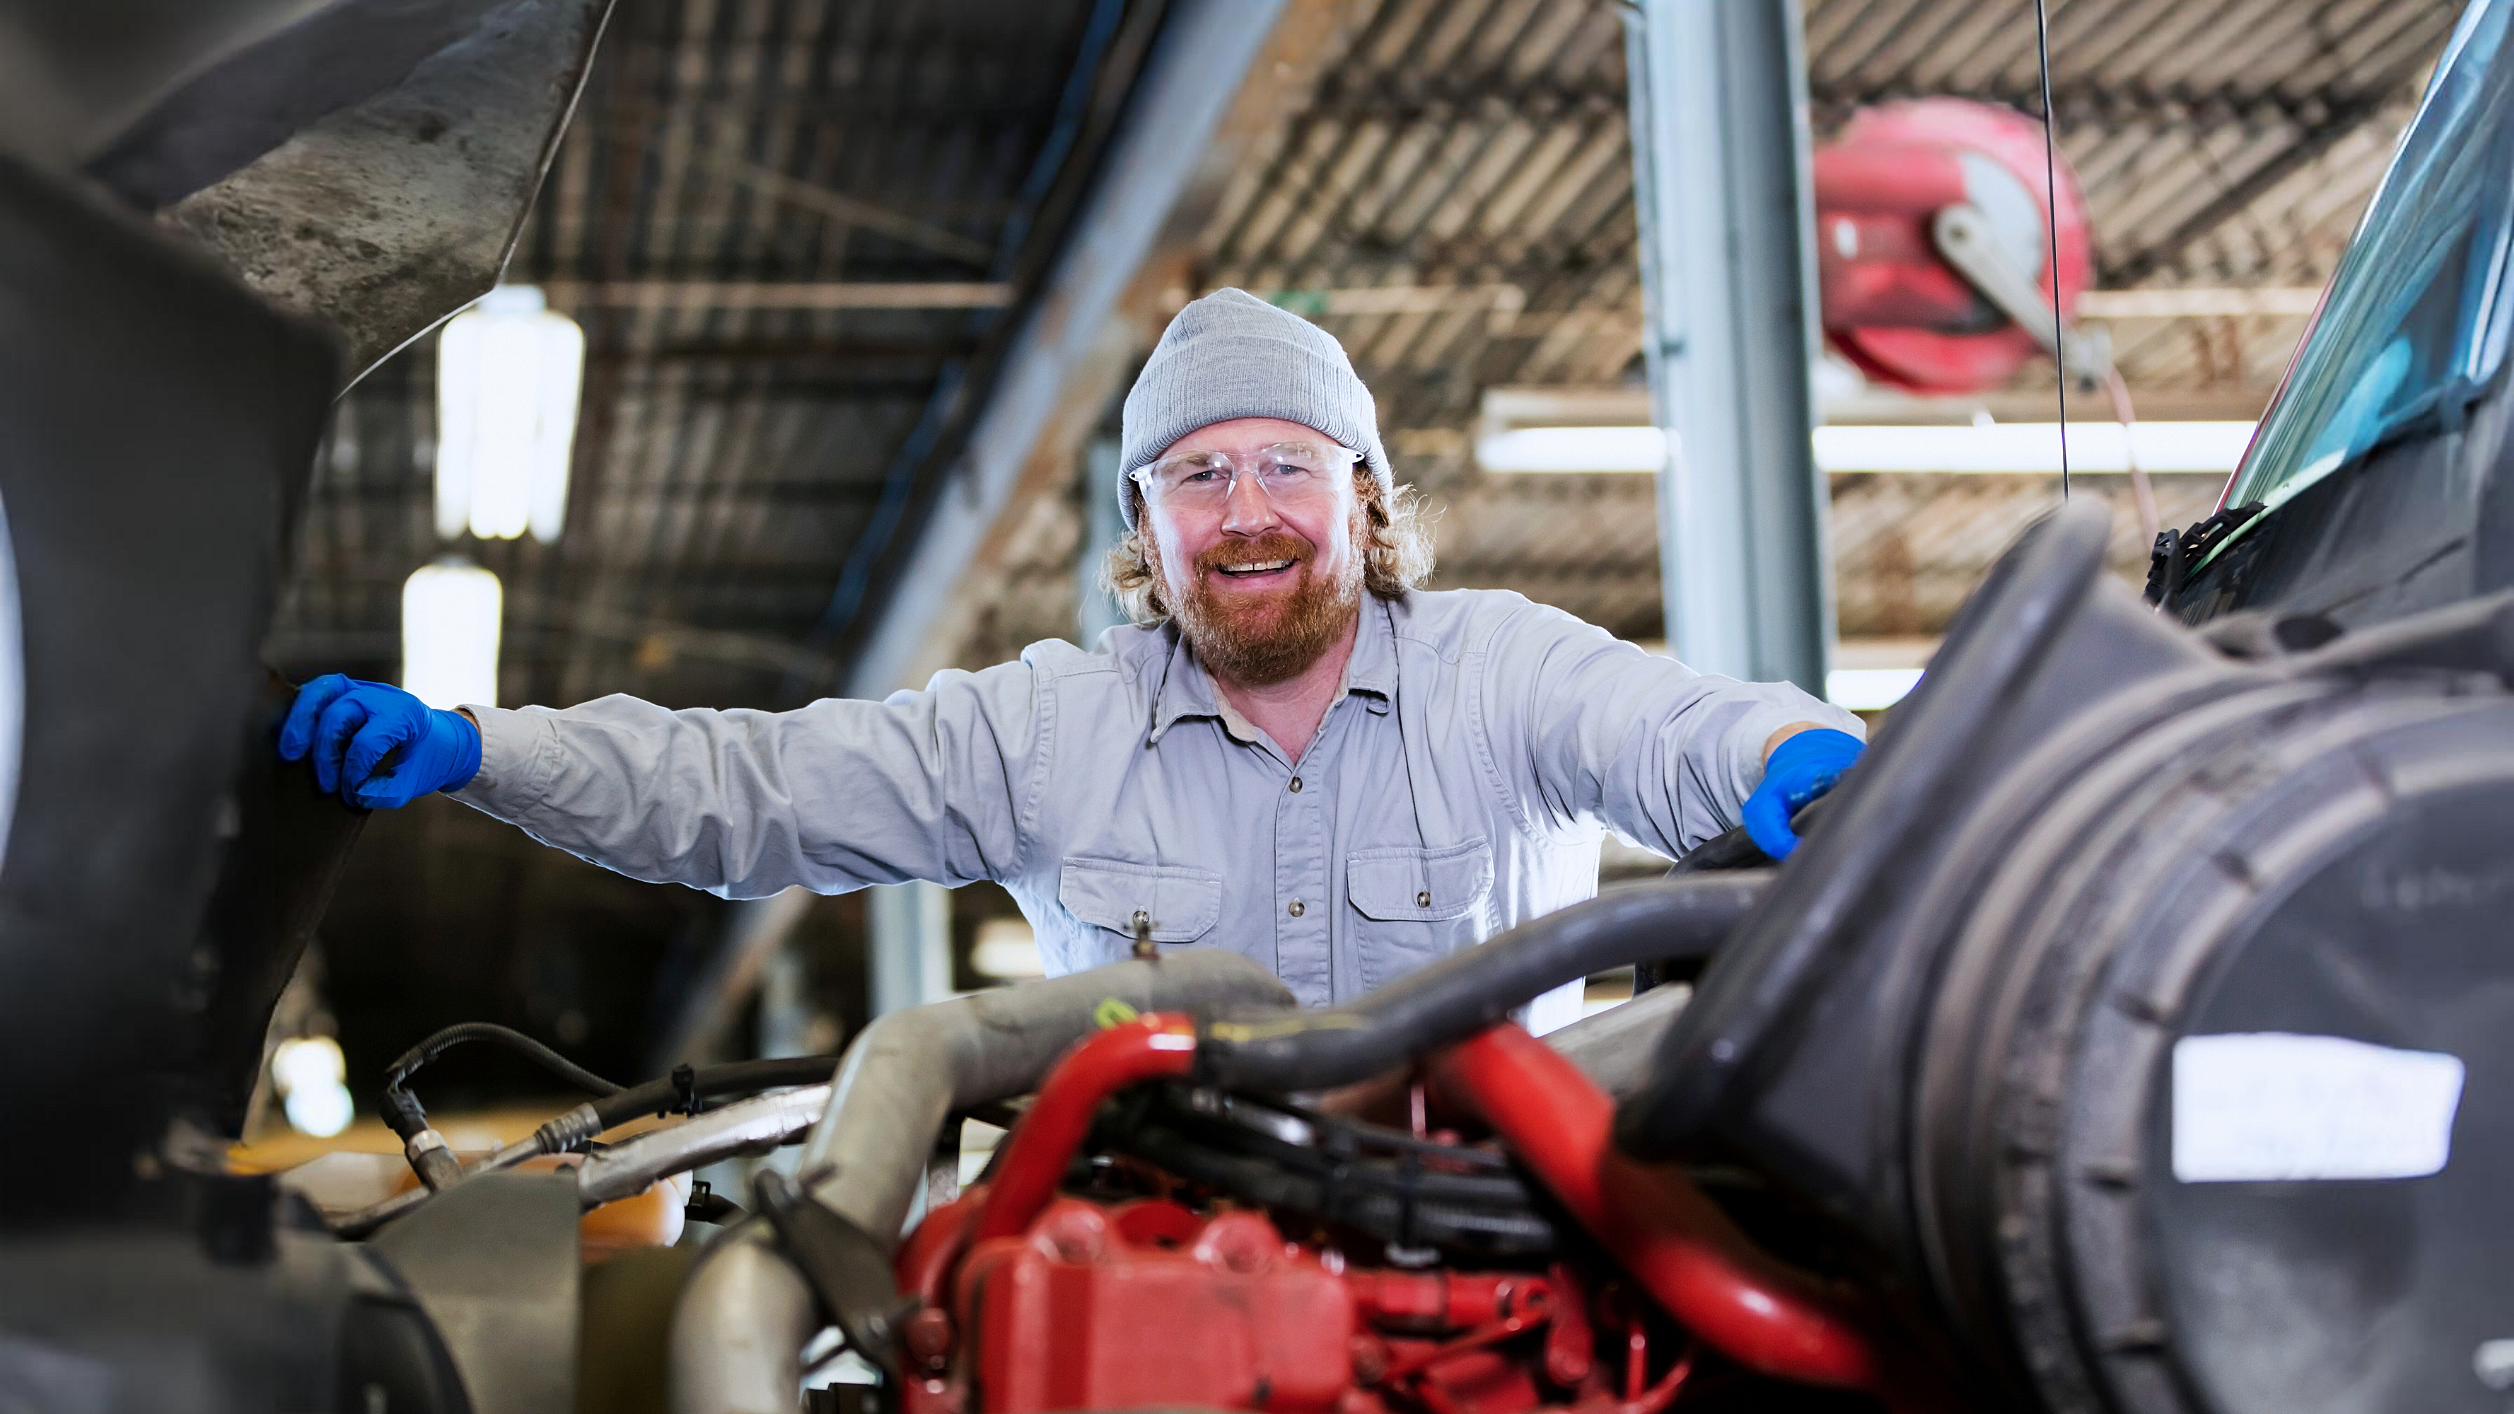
{"left": 1100, "top": 472, "right": 1436, "bottom": 626}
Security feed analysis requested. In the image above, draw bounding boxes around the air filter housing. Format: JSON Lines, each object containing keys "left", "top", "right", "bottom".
{"left": 1620, "top": 503, "right": 2514, "bottom": 1413}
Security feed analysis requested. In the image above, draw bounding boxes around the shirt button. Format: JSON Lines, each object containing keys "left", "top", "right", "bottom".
{"left": 1416, "top": 890, "right": 1431, "bottom": 907}
{"left": 1289, "top": 777, "right": 1303, "bottom": 793}
{"left": 1288, "top": 900, "right": 1305, "bottom": 917}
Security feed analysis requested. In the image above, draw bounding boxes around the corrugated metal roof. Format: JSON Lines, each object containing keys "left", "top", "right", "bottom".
{"left": 277, "top": 0, "right": 2458, "bottom": 699}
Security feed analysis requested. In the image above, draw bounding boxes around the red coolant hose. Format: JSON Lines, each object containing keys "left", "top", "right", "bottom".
{"left": 962, "top": 1013, "right": 1199, "bottom": 1246}
{"left": 1430, "top": 1023, "right": 1890, "bottom": 1395}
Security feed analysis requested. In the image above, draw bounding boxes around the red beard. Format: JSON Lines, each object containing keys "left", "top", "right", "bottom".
{"left": 1157, "top": 522, "right": 1365, "bottom": 686}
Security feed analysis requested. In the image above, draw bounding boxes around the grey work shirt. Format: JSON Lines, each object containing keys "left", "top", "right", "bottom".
{"left": 454, "top": 588, "right": 1859, "bottom": 1030}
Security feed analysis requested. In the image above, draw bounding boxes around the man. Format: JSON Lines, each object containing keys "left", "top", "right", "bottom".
{"left": 284, "top": 289, "right": 1865, "bottom": 1030}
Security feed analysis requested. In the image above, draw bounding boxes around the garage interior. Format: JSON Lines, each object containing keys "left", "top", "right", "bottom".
{"left": 4, "top": 3, "right": 2507, "bottom": 1413}
{"left": 254, "top": 0, "right": 2452, "bottom": 1123}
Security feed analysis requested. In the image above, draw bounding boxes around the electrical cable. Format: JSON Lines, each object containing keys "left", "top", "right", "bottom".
{"left": 385, "top": 1020, "right": 625, "bottom": 1096}
{"left": 2034, "top": 0, "right": 2069, "bottom": 499}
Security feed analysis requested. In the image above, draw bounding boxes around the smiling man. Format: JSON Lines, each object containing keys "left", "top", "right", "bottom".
{"left": 282, "top": 288, "right": 1864, "bottom": 1030}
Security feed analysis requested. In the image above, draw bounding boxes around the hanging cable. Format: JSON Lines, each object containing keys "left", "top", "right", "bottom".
{"left": 2034, "top": 0, "right": 2069, "bottom": 499}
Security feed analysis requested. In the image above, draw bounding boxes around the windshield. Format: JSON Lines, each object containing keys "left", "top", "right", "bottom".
{"left": 2219, "top": 0, "right": 2514, "bottom": 531}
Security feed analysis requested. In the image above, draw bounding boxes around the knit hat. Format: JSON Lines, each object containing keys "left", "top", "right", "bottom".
{"left": 1117, "top": 288, "right": 1391, "bottom": 528}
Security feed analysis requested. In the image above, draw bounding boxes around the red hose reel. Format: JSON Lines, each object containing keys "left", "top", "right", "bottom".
{"left": 1815, "top": 98, "right": 2099, "bottom": 396}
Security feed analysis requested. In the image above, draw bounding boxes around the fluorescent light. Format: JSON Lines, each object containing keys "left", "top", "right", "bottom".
{"left": 436, "top": 285, "right": 583, "bottom": 544}
{"left": 1475, "top": 421, "right": 2256, "bottom": 475}
{"left": 1812, "top": 421, "right": 2256, "bottom": 474}
{"left": 401, "top": 559, "right": 502, "bottom": 709}
{"left": 1827, "top": 667, "right": 1924, "bottom": 711}
{"left": 1476, "top": 425, "right": 1665, "bottom": 473}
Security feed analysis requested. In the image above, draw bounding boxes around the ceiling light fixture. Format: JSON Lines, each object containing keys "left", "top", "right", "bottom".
{"left": 402, "top": 559, "right": 502, "bottom": 710}
{"left": 271, "top": 1035, "right": 354, "bottom": 1139}
{"left": 436, "top": 285, "right": 583, "bottom": 544}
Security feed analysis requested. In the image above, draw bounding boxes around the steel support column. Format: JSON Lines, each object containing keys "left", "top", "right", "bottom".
{"left": 651, "top": 885, "right": 815, "bottom": 1067}
{"left": 1623, "top": 0, "right": 1832, "bottom": 693}
{"left": 869, "top": 881, "right": 954, "bottom": 1018}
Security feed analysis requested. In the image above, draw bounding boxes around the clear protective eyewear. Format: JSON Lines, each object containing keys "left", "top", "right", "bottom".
{"left": 1129, "top": 440, "right": 1363, "bottom": 512}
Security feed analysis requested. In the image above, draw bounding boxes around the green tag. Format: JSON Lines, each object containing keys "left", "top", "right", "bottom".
{"left": 1092, "top": 997, "right": 1140, "bottom": 1030}
{"left": 1263, "top": 289, "right": 1331, "bottom": 318}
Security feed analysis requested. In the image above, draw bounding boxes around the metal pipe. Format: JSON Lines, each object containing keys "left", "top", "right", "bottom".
{"left": 575, "top": 1083, "right": 829, "bottom": 1208}
{"left": 1542, "top": 981, "right": 1693, "bottom": 1101}
{"left": 669, "top": 949, "right": 1295, "bottom": 1414}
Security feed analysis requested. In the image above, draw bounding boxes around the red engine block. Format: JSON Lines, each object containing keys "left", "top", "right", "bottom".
{"left": 957, "top": 1198, "right": 1351, "bottom": 1413}
{"left": 900, "top": 1193, "right": 1663, "bottom": 1414}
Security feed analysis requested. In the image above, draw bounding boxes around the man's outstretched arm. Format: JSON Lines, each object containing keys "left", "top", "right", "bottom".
{"left": 279, "top": 664, "right": 1042, "bottom": 899}
{"left": 1483, "top": 603, "right": 1864, "bottom": 859}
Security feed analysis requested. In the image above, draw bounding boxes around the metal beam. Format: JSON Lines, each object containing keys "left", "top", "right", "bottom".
{"left": 1482, "top": 383, "right": 2280, "bottom": 428}
{"left": 1625, "top": 0, "right": 1831, "bottom": 691}
{"left": 2074, "top": 286, "right": 2323, "bottom": 319}
{"left": 843, "top": 0, "right": 1358, "bottom": 698}
{"left": 542, "top": 280, "right": 1010, "bottom": 310}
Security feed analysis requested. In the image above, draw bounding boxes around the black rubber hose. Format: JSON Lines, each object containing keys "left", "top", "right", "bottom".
{"left": 1663, "top": 824, "right": 1767, "bottom": 876}
{"left": 1194, "top": 873, "right": 1768, "bottom": 1094}
{"left": 1639, "top": 799, "right": 1842, "bottom": 991}
{"left": 586, "top": 1055, "right": 840, "bottom": 1132}
{"left": 386, "top": 1021, "right": 624, "bottom": 1096}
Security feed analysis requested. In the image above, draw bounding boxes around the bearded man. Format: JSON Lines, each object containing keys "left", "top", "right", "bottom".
{"left": 282, "top": 289, "right": 1865, "bottom": 1030}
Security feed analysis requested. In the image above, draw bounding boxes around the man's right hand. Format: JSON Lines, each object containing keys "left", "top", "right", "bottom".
{"left": 278, "top": 674, "right": 483, "bottom": 810}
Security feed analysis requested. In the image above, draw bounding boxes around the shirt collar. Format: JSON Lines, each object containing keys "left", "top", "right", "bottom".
{"left": 1146, "top": 595, "right": 1400, "bottom": 745}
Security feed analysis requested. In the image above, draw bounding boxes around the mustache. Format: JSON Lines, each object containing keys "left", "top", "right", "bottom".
{"left": 1193, "top": 533, "right": 1312, "bottom": 576}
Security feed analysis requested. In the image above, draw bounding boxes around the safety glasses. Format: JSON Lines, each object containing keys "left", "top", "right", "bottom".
{"left": 1129, "top": 440, "right": 1361, "bottom": 513}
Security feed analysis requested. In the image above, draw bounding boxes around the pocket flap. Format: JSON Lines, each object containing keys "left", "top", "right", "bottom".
{"left": 1058, "top": 857, "right": 1222, "bottom": 942}
{"left": 1347, "top": 839, "right": 1493, "bottom": 922}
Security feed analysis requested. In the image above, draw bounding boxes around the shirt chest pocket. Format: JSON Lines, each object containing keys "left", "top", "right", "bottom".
{"left": 1058, "top": 857, "right": 1223, "bottom": 945}
{"left": 1347, "top": 839, "right": 1494, "bottom": 988}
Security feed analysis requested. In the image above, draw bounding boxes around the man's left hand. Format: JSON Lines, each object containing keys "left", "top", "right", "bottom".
{"left": 1742, "top": 727, "right": 1864, "bottom": 860}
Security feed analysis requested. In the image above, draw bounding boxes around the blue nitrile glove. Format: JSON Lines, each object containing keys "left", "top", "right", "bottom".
{"left": 277, "top": 674, "right": 482, "bottom": 810}
{"left": 1741, "top": 727, "right": 1864, "bottom": 861}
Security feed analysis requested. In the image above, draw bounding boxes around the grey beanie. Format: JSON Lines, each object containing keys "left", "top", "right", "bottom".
{"left": 1117, "top": 287, "right": 1391, "bottom": 528}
